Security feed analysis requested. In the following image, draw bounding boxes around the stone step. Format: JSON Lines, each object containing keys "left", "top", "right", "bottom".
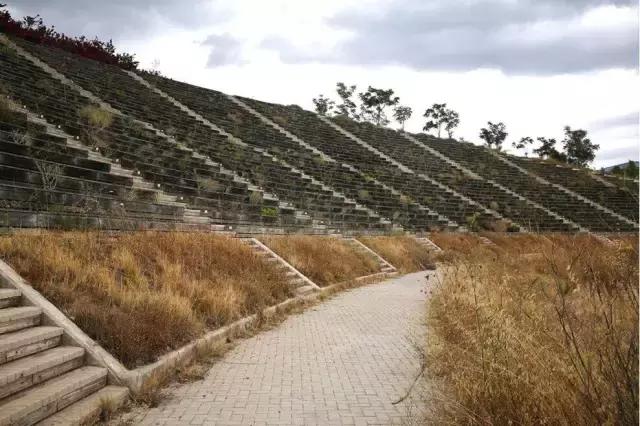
{"left": 0, "top": 289, "right": 21, "bottom": 309}
{"left": 0, "top": 366, "right": 107, "bottom": 426}
{"left": 0, "top": 347, "right": 84, "bottom": 399}
{"left": 38, "top": 385, "right": 129, "bottom": 426}
{"left": 289, "top": 277, "right": 306, "bottom": 287}
{"left": 0, "top": 307, "right": 41, "bottom": 335}
{"left": 295, "top": 284, "right": 317, "bottom": 296}
{"left": 0, "top": 327, "right": 63, "bottom": 365}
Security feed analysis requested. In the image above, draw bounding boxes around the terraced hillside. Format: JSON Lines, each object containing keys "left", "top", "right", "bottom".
{"left": 0, "top": 34, "right": 637, "bottom": 234}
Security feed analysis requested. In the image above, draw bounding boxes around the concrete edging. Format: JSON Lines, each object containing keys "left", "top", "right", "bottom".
{"left": 0, "top": 257, "right": 397, "bottom": 394}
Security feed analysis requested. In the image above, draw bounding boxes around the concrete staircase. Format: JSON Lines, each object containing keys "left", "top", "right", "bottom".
{"left": 342, "top": 238, "right": 398, "bottom": 276}
{"left": 128, "top": 71, "right": 366, "bottom": 231}
{"left": 414, "top": 236, "right": 443, "bottom": 252}
{"left": 241, "top": 238, "right": 320, "bottom": 296}
{"left": 318, "top": 115, "right": 504, "bottom": 229}
{"left": 0, "top": 288, "right": 128, "bottom": 426}
{"left": 489, "top": 149, "right": 639, "bottom": 231}
{"left": 3, "top": 98, "right": 218, "bottom": 232}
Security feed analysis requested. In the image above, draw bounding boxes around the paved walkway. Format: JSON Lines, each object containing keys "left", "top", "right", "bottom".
{"left": 139, "top": 271, "right": 432, "bottom": 426}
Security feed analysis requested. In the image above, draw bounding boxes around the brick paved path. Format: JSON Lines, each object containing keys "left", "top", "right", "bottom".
{"left": 139, "top": 271, "right": 432, "bottom": 426}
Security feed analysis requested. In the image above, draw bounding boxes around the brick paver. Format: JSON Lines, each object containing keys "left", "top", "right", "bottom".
{"left": 139, "top": 271, "right": 432, "bottom": 426}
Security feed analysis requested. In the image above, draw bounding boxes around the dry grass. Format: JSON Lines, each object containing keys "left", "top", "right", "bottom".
{"left": 357, "top": 236, "right": 435, "bottom": 273}
{"left": 0, "top": 231, "right": 292, "bottom": 368}
{"left": 424, "top": 233, "right": 638, "bottom": 425}
{"left": 259, "top": 235, "right": 380, "bottom": 286}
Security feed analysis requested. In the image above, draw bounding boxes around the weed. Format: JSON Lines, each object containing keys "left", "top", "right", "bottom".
{"left": 99, "top": 396, "right": 118, "bottom": 422}
{"left": 424, "top": 233, "right": 638, "bottom": 425}
{"left": 78, "top": 105, "right": 113, "bottom": 129}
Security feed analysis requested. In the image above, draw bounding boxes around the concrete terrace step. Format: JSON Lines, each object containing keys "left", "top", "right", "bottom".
{"left": 0, "top": 366, "right": 107, "bottom": 426}
{"left": 0, "top": 289, "right": 21, "bottom": 309}
{"left": 38, "top": 385, "right": 129, "bottom": 426}
{"left": 0, "top": 327, "right": 63, "bottom": 365}
{"left": 295, "top": 284, "right": 317, "bottom": 296}
{"left": 0, "top": 307, "right": 41, "bottom": 335}
{"left": 0, "top": 347, "right": 84, "bottom": 399}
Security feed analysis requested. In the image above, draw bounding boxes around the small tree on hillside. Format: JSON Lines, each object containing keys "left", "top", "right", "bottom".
{"left": 335, "top": 82, "right": 358, "bottom": 119}
{"left": 479, "top": 121, "right": 507, "bottom": 150}
{"left": 423, "top": 103, "right": 447, "bottom": 137}
{"left": 512, "top": 136, "right": 533, "bottom": 150}
{"left": 444, "top": 109, "right": 460, "bottom": 138}
{"left": 624, "top": 160, "right": 639, "bottom": 179}
{"left": 393, "top": 105, "right": 412, "bottom": 130}
{"left": 563, "top": 126, "right": 599, "bottom": 167}
{"left": 533, "top": 137, "right": 566, "bottom": 162}
{"left": 312, "top": 94, "right": 335, "bottom": 116}
{"left": 358, "top": 86, "right": 399, "bottom": 126}
{"left": 423, "top": 103, "right": 459, "bottom": 138}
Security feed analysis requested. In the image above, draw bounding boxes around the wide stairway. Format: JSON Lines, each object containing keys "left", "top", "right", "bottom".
{"left": 0, "top": 288, "right": 128, "bottom": 426}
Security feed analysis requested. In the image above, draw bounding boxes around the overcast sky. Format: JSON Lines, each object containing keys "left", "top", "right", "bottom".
{"left": 9, "top": 0, "right": 639, "bottom": 168}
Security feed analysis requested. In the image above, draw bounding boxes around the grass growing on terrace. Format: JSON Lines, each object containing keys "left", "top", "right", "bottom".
{"left": 0, "top": 231, "right": 292, "bottom": 368}
{"left": 357, "top": 236, "right": 435, "bottom": 273}
{"left": 424, "top": 233, "right": 638, "bottom": 425}
{"left": 259, "top": 235, "right": 380, "bottom": 286}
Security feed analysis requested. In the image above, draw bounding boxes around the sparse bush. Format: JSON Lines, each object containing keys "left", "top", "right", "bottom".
{"left": 0, "top": 6, "right": 139, "bottom": 70}
{"left": 11, "top": 130, "right": 32, "bottom": 146}
{"left": 78, "top": 105, "right": 113, "bottom": 129}
{"left": 196, "top": 176, "right": 222, "bottom": 193}
{"left": 249, "top": 191, "right": 263, "bottom": 205}
{"left": 424, "top": 233, "right": 638, "bottom": 425}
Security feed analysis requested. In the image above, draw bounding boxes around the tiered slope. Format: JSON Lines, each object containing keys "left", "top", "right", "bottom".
{"left": 0, "top": 35, "right": 636, "bottom": 234}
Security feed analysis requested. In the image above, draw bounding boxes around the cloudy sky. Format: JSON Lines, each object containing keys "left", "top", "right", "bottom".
{"left": 8, "top": 0, "right": 639, "bottom": 168}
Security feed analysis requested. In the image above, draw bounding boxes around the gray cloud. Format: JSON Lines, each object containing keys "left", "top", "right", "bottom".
{"left": 262, "top": 0, "right": 638, "bottom": 74}
{"left": 590, "top": 111, "right": 638, "bottom": 130}
{"left": 7, "top": 1, "right": 226, "bottom": 41}
{"left": 598, "top": 144, "right": 638, "bottom": 163}
{"left": 202, "top": 33, "right": 246, "bottom": 67}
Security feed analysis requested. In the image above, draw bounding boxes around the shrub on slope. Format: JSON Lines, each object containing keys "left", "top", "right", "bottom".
{"left": 259, "top": 235, "right": 380, "bottom": 286}
{"left": 0, "top": 231, "right": 291, "bottom": 367}
{"left": 357, "top": 236, "right": 435, "bottom": 273}
{"left": 425, "top": 233, "right": 638, "bottom": 425}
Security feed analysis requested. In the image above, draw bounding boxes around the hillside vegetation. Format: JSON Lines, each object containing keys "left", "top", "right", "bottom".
{"left": 259, "top": 235, "right": 380, "bottom": 286}
{"left": 357, "top": 235, "right": 435, "bottom": 273}
{"left": 425, "top": 233, "right": 638, "bottom": 424}
{"left": 0, "top": 231, "right": 291, "bottom": 367}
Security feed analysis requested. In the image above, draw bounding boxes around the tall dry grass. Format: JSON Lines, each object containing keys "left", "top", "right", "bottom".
{"left": 357, "top": 236, "right": 435, "bottom": 273}
{"left": 425, "top": 233, "right": 638, "bottom": 425}
{"left": 0, "top": 231, "right": 291, "bottom": 367}
{"left": 259, "top": 235, "right": 380, "bottom": 286}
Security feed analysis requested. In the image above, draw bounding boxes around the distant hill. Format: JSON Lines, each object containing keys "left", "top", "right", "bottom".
{"left": 604, "top": 161, "right": 639, "bottom": 173}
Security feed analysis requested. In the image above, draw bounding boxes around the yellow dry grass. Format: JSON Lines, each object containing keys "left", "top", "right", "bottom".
{"left": 424, "top": 233, "right": 638, "bottom": 425}
{"left": 357, "top": 236, "right": 435, "bottom": 273}
{"left": 0, "top": 231, "right": 291, "bottom": 368}
{"left": 259, "top": 235, "right": 380, "bottom": 286}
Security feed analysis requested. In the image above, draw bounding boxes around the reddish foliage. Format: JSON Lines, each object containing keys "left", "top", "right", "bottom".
{"left": 0, "top": 5, "right": 139, "bottom": 70}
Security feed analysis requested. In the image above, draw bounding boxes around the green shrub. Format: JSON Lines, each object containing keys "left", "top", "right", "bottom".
{"left": 260, "top": 207, "right": 278, "bottom": 218}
